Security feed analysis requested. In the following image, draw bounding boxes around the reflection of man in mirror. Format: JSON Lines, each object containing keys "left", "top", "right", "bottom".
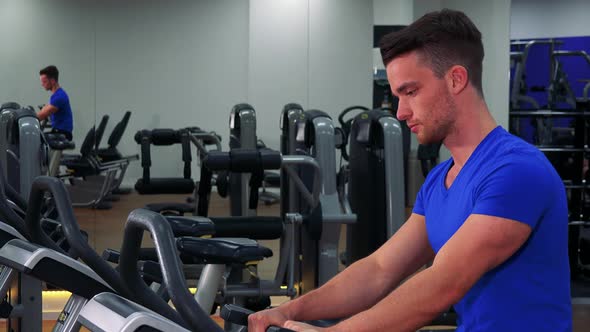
{"left": 38, "top": 65, "right": 74, "bottom": 141}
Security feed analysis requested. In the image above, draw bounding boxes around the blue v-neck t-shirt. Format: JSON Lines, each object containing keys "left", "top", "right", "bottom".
{"left": 414, "top": 126, "right": 571, "bottom": 331}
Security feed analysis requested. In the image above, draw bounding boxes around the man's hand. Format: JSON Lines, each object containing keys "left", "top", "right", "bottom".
{"left": 248, "top": 307, "right": 290, "bottom": 332}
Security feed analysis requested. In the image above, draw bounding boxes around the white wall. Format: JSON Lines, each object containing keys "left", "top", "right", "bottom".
{"left": 248, "top": 0, "right": 309, "bottom": 150}
{"left": 249, "top": 0, "right": 373, "bottom": 131}
{"left": 413, "top": 0, "right": 442, "bottom": 19}
{"left": 94, "top": 0, "right": 249, "bottom": 179}
{"left": 374, "top": 0, "right": 413, "bottom": 26}
{"left": 308, "top": 0, "right": 373, "bottom": 116}
{"left": 511, "top": 0, "right": 590, "bottom": 39}
{"left": 372, "top": 0, "right": 413, "bottom": 72}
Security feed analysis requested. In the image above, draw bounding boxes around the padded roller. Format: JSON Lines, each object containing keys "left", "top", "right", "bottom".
{"left": 134, "top": 178, "right": 194, "bottom": 195}
{"left": 150, "top": 129, "right": 181, "bottom": 145}
{"left": 134, "top": 128, "right": 183, "bottom": 145}
{"left": 211, "top": 216, "right": 283, "bottom": 240}
{"left": 204, "top": 149, "right": 282, "bottom": 173}
{"left": 229, "top": 149, "right": 261, "bottom": 172}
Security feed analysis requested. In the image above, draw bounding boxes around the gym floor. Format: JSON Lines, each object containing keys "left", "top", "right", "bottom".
{"left": 8, "top": 192, "right": 589, "bottom": 331}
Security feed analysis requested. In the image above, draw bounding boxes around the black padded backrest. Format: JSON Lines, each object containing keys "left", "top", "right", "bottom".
{"left": 107, "top": 111, "right": 131, "bottom": 148}
{"left": 302, "top": 109, "right": 331, "bottom": 148}
{"left": 94, "top": 115, "right": 109, "bottom": 150}
{"left": 80, "top": 127, "right": 96, "bottom": 157}
{"left": 229, "top": 103, "right": 255, "bottom": 130}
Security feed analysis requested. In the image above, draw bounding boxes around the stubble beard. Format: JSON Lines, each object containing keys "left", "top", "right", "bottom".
{"left": 417, "top": 91, "right": 456, "bottom": 145}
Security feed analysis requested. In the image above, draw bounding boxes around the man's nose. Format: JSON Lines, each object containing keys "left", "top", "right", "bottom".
{"left": 396, "top": 98, "right": 411, "bottom": 121}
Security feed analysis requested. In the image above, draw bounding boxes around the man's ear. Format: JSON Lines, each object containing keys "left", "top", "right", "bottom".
{"left": 447, "top": 65, "right": 469, "bottom": 94}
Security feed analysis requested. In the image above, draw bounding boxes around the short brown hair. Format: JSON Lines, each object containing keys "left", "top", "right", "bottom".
{"left": 39, "top": 65, "right": 59, "bottom": 82}
{"left": 379, "top": 9, "right": 484, "bottom": 95}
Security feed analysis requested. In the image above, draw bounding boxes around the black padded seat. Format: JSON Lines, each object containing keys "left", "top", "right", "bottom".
{"left": 45, "top": 133, "right": 76, "bottom": 151}
{"left": 176, "top": 237, "right": 273, "bottom": 265}
{"left": 96, "top": 146, "right": 121, "bottom": 162}
{"left": 164, "top": 216, "right": 215, "bottom": 237}
{"left": 101, "top": 216, "right": 216, "bottom": 264}
{"left": 145, "top": 202, "right": 195, "bottom": 216}
{"left": 61, "top": 158, "right": 96, "bottom": 177}
{"left": 48, "top": 140, "right": 76, "bottom": 151}
{"left": 134, "top": 178, "right": 195, "bottom": 194}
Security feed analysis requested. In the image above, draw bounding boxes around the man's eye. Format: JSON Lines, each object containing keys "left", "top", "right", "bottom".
{"left": 407, "top": 90, "right": 417, "bottom": 96}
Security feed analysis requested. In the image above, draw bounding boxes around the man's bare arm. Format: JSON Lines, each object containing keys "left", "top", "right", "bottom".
{"left": 327, "top": 214, "right": 531, "bottom": 332}
{"left": 249, "top": 213, "right": 434, "bottom": 332}
{"left": 37, "top": 104, "right": 58, "bottom": 120}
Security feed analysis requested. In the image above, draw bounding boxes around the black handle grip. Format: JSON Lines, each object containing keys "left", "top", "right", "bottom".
{"left": 220, "top": 304, "right": 251, "bottom": 326}
{"left": 119, "top": 208, "right": 222, "bottom": 332}
{"left": 221, "top": 304, "right": 295, "bottom": 332}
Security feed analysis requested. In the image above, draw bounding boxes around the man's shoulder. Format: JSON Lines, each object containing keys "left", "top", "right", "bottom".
{"left": 55, "top": 88, "right": 69, "bottom": 98}
{"left": 485, "top": 129, "right": 549, "bottom": 170}
{"left": 50, "top": 89, "right": 71, "bottom": 109}
{"left": 479, "top": 135, "right": 562, "bottom": 195}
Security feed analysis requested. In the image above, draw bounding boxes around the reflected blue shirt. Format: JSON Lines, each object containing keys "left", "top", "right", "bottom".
{"left": 49, "top": 87, "right": 73, "bottom": 133}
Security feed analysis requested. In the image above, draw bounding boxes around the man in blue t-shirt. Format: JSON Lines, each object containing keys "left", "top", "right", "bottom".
{"left": 249, "top": 9, "right": 571, "bottom": 332}
{"left": 37, "top": 65, "right": 74, "bottom": 140}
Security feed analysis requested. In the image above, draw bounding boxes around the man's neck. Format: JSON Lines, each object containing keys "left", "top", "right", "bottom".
{"left": 443, "top": 97, "right": 497, "bottom": 169}
{"left": 51, "top": 84, "right": 60, "bottom": 94}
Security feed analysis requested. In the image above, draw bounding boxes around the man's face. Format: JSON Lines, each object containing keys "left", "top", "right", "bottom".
{"left": 386, "top": 51, "right": 456, "bottom": 145}
{"left": 40, "top": 75, "right": 53, "bottom": 91}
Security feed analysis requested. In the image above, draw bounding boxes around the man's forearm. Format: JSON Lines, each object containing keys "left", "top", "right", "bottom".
{"left": 281, "top": 256, "right": 403, "bottom": 322}
{"left": 37, "top": 105, "right": 57, "bottom": 121}
{"left": 37, "top": 110, "right": 50, "bottom": 120}
{"left": 328, "top": 266, "right": 460, "bottom": 332}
